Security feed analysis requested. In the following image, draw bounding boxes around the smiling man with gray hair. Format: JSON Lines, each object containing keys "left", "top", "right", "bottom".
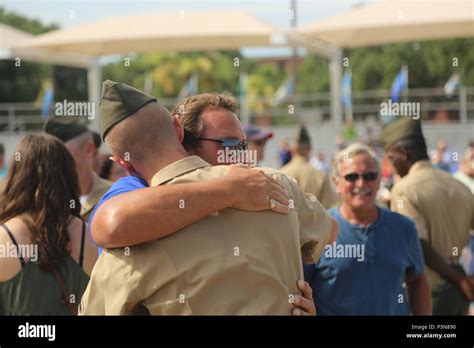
{"left": 304, "top": 142, "right": 431, "bottom": 315}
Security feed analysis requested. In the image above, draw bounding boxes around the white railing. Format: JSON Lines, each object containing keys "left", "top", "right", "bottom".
{"left": 242, "top": 87, "right": 473, "bottom": 124}
{"left": 1, "top": 87, "right": 473, "bottom": 132}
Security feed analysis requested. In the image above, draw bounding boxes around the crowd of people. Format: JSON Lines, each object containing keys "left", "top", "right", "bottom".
{"left": 0, "top": 80, "right": 473, "bottom": 316}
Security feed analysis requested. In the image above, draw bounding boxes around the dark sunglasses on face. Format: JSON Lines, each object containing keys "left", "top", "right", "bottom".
{"left": 198, "top": 137, "right": 248, "bottom": 150}
{"left": 343, "top": 172, "right": 379, "bottom": 182}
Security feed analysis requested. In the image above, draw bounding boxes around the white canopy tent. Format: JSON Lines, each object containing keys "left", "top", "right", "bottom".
{"left": 17, "top": 11, "right": 284, "bottom": 56}
{"left": 297, "top": 0, "right": 474, "bottom": 48}
{"left": 0, "top": 23, "right": 94, "bottom": 69}
{"left": 15, "top": 11, "right": 289, "bottom": 129}
{"left": 0, "top": 22, "right": 98, "bottom": 123}
{"left": 0, "top": 23, "right": 34, "bottom": 56}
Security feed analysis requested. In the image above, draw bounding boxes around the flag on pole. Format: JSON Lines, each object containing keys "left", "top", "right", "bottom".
{"left": 40, "top": 87, "right": 54, "bottom": 119}
{"left": 444, "top": 73, "right": 461, "bottom": 97}
{"left": 178, "top": 73, "right": 198, "bottom": 99}
{"left": 35, "top": 79, "right": 54, "bottom": 119}
{"left": 341, "top": 70, "right": 352, "bottom": 108}
{"left": 390, "top": 66, "right": 408, "bottom": 102}
{"left": 272, "top": 78, "right": 295, "bottom": 106}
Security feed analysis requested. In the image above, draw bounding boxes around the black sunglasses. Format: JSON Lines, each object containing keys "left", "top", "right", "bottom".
{"left": 198, "top": 137, "right": 248, "bottom": 151}
{"left": 343, "top": 172, "right": 379, "bottom": 182}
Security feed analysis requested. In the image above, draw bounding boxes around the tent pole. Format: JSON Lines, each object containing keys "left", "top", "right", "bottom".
{"left": 88, "top": 60, "right": 102, "bottom": 132}
{"left": 329, "top": 49, "right": 343, "bottom": 131}
{"left": 459, "top": 86, "right": 467, "bottom": 124}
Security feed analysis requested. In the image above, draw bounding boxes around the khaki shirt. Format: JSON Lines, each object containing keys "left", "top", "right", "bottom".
{"left": 79, "top": 156, "right": 332, "bottom": 315}
{"left": 80, "top": 173, "right": 112, "bottom": 221}
{"left": 281, "top": 155, "right": 338, "bottom": 209}
{"left": 391, "top": 160, "right": 474, "bottom": 285}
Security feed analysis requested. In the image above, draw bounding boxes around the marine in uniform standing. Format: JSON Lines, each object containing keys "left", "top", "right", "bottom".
{"left": 281, "top": 126, "right": 338, "bottom": 209}
{"left": 381, "top": 117, "right": 474, "bottom": 315}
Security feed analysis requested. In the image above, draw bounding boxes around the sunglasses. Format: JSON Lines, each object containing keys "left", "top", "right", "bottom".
{"left": 343, "top": 172, "right": 379, "bottom": 182}
{"left": 198, "top": 137, "right": 248, "bottom": 151}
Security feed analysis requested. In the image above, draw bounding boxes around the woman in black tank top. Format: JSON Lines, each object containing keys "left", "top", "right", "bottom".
{"left": 0, "top": 133, "right": 89, "bottom": 315}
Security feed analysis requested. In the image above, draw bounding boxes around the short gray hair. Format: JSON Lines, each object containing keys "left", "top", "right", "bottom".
{"left": 332, "top": 142, "right": 380, "bottom": 177}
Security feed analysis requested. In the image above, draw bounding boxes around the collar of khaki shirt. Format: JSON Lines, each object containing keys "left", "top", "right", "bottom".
{"left": 290, "top": 154, "right": 309, "bottom": 165}
{"left": 81, "top": 172, "right": 111, "bottom": 215}
{"left": 151, "top": 156, "right": 211, "bottom": 186}
{"left": 408, "top": 159, "right": 432, "bottom": 175}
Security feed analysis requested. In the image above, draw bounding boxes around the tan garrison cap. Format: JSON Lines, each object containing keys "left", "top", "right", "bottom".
{"left": 294, "top": 125, "right": 311, "bottom": 146}
{"left": 380, "top": 117, "right": 424, "bottom": 150}
{"left": 44, "top": 119, "right": 89, "bottom": 143}
{"left": 100, "top": 80, "right": 157, "bottom": 140}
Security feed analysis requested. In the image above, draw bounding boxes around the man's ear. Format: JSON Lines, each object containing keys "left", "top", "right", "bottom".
{"left": 398, "top": 146, "right": 410, "bottom": 163}
{"left": 173, "top": 116, "right": 184, "bottom": 143}
{"left": 110, "top": 155, "right": 135, "bottom": 175}
{"left": 85, "top": 139, "right": 96, "bottom": 157}
{"left": 332, "top": 175, "right": 342, "bottom": 194}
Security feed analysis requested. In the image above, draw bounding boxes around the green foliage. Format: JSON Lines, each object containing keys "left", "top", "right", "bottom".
{"left": 0, "top": 6, "right": 58, "bottom": 34}
{"left": 296, "top": 54, "right": 329, "bottom": 94}
{"left": 0, "top": 60, "right": 51, "bottom": 102}
{"left": 346, "top": 38, "right": 474, "bottom": 90}
{"left": 102, "top": 51, "right": 243, "bottom": 98}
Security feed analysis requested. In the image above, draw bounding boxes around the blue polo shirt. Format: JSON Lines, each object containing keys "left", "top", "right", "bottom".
{"left": 304, "top": 207, "right": 424, "bottom": 315}
{"left": 89, "top": 175, "right": 148, "bottom": 254}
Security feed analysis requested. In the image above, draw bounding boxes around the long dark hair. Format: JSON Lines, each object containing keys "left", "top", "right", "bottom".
{"left": 0, "top": 133, "right": 81, "bottom": 271}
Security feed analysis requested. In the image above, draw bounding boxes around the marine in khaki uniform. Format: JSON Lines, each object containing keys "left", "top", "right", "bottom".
{"left": 80, "top": 172, "right": 112, "bottom": 220}
{"left": 44, "top": 119, "right": 112, "bottom": 221}
{"left": 281, "top": 126, "right": 338, "bottom": 209}
{"left": 381, "top": 117, "right": 474, "bottom": 315}
{"left": 79, "top": 81, "right": 336, "bottom": 315}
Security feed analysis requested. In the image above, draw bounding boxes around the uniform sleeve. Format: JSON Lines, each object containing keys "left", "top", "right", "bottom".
{"left": 391, "top": 187, "right": 429, "bottom": 241}
{"left": 78, "top": 249, "right": 141, "bottom": 315}
{"left": 275, "top": 173, "right": 333, "bottom": 264}
{"left": 405, "top": 220, "right": 425, "bottom": 278}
